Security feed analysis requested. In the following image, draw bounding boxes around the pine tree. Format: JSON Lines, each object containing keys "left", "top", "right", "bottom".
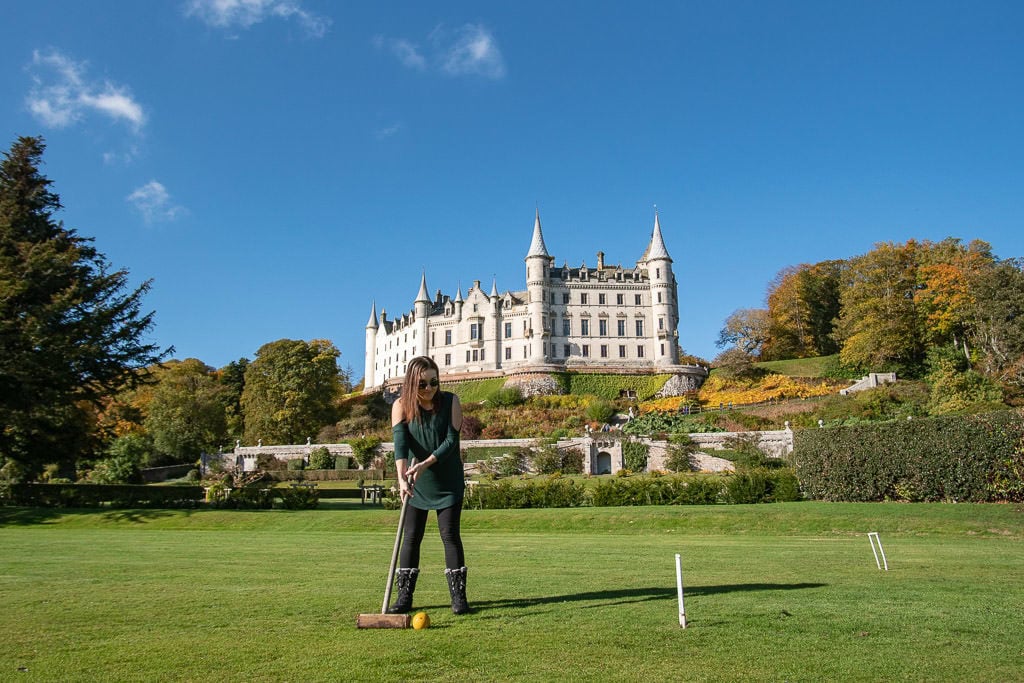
{"left": 0, "top": 136, "right": 169, "bottom": 477}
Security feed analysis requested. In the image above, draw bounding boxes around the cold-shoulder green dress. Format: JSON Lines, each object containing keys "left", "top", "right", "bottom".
{"left": 392, "top": 391, "right": 463, "bottom": 510}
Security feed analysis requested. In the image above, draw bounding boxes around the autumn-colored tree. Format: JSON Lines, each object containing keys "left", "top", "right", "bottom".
{"left": 834, "top": 241, "right": 926, "bottom": 375}
{"left": 763, "top": 265, "right": 810, "bottom": 360}
{"left": 914, "top": 238, "right": 995, "bottom": 358}
{"left": 716, "top": 308, "right": 770, "bottom": 357}
{"left": 968, "top": 258, "right": 1024, "bottom": 388}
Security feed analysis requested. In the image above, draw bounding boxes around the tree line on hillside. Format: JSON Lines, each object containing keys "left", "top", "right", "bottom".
{"left": 0, "top": 136, "right": 354, "bottom": 484}
{"left": 716, "top": 238, "right": 1024, "bottom": 403}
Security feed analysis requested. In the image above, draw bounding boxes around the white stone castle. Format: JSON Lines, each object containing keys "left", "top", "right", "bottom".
{"left": 364, "top": 210, "right": 707, "bottom": 394}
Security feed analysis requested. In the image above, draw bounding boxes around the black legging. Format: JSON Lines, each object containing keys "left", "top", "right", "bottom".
{"left": 399, "top": 501, "right": 465, "bottom": 570}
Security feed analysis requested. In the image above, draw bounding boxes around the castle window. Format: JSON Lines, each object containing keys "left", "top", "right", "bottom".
{"left": 600, "top": 345, "right": 608, "bottom": 358}
{"left": 582, "top": 345, "right": 590, "bottom": 357}
{"left": 524, "top": 346, "right": 528, "bottom": 359}
{"left": 431, "top": 332, "right": 435, "bottom": 346}
{"left": 619, "top": 345, "right": 627, "bottom": 358}
{"left": 635, "top": 320, "right": 644, "bottom": 337}
{"left": 661, "top": 344, "right": 665, "bottom": 356}
{"left": 563, "top": 293, "right": 570, "bottom": 304}
{"left": 563, "top": 319, "right": 570, "bottom": 336}
{"left": 480, "top": 349, "right": 485, "bottom": 361}
{"left": 599, "top": 293, "right": 606, "bottom": 305}
{"left": 657, "top": 292, "right": 662, "bottom": 303}
{"left": 472, "top": 350, "right": 478, "bottom": 361}
{"left": 637, "top": 346, "right": 645, "bottom": 358}
{"left": 635, "top": 294, "right": 642, "bottom": 305}
{"left": 505, "top": 347, "right": 512, "bottom": 360}
{"left": 445, "top": 330, "right": 452, "bottom": 345}
{"left": 466, "top": 351, "right": 470, "bottom": 362}
{"left": 445, "top": 354, "right": 451, "bottom": 366}
{"left": 599, "top": 319, "right": 608, "bottom": 336}
{"left": 505, "top": 322, "right": 512, "bottom": 338}
{"left": 659, "top": 318, "right": 664, "bottom": 330}
{"left": 581, "top": 293, "right": 588, "bottom": 305}
{"left": 617, "top": 320, "right": 626, "bottom": 336}
{"left": 471, "top": 323, "right": 481, "bottom": 340}
{"left": 581, "top": 319, "right": 590, "bottom": 336}
{"left": 617, "top": 293, "right": 624, "bottom": 305}
{"left": 551, "top": 293, "right": 556, "bottom": 304}
{"left": 656, "top": 268, "right": 661, "bottom": 278}
{"left": 564, "top": 344, "right": 571, "bottom": 357}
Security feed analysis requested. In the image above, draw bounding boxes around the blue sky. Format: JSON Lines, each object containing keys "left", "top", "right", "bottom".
{"left": 3, "top": 1, "right": 1022, "bottom": 379}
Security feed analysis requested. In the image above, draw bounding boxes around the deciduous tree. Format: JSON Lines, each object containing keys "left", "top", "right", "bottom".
{"left": 241, "top": 339, "right": 341, "bottom": 445}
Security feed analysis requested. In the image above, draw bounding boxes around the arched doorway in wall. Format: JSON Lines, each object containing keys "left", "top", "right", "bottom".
{"left": 595, "top": 451, "right": 612, "bottom": 475}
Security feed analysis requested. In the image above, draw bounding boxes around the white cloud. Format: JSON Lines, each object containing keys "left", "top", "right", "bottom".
{"left": 439, "top": 24, "right": 506, "bottom": 79}
{"left": 185, "top": 0, "right": 330, "bottom": 38}
{"left": 378, "top": 23, "right": 506, "bottom": 80}
{"left": 26, "top": 49, "right": 146, "bottom": 131}
{"left": 126, "top": 181, "right": 186, "bottom": 223}
{"left": 375, "top": 122, "right": 404, "bottom": 140}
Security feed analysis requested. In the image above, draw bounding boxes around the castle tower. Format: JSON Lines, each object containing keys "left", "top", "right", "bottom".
{"left": 645, "top": 211, "right": 680, "bottom": 366}
{"left": 414, "top": 272, "right": 431, "bottom": 360}
{"left": 364, "top": 301, "right": 378, "bottom": 387}
{"left": 525, "top": 209, "right": 550, "bottom": 364}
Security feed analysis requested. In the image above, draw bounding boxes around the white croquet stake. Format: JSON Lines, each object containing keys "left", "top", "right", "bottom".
{"left": 868, "top": 532, "right": 888, "bottom": 571}
{"left": 675, "top": 553, "right": 687, "bottom": 628}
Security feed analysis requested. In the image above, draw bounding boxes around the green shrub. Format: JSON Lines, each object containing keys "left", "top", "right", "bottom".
{"left": 308, "top": 447, "right": 333, "bottom": 470}
{"left": 664, "top": 434, "right": 697, "bottom": 473}
{"left": 286, "top": 458, "right": 305, "bottom": 471}
{"left": 622, "top": 439, "right": 649, "bottom": 472}
{"left": 348, "top": 436, "right": 382, "bottom": 469}
{"left": 531, "top": 445, "right": 562, "bottom": 475}
{"left": 793, "top": 409, "right": 1024, "bottom": 502}
{"left": 276, "top": 486, "right": 319, "bottom": 510}
{"left": 8, "top": 483, "right": 203, "bottom": 509}
{"left": 584, "top": 398, "right": 615, "bottom": 424}
{"left": 490, "top": 386, "right": 525, "bottom": 407}
{"left": 561, "top": 447, "right": 585, "bottom": 475}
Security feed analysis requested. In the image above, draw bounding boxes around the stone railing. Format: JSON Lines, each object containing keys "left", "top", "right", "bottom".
{"left": 225, "top": 427, "right": 793, "bottom": 474}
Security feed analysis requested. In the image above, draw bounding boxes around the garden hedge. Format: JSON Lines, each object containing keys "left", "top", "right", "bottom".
{"left": 792, "top": 409, "right": 1024, "bottom": 502}
{"left": 4, "top": 483, "right": 204, "bottom": 508}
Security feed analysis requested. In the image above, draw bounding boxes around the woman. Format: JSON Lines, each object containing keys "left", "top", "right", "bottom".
{"left": 387, "top": 356, "right": 470, "bottom": 615}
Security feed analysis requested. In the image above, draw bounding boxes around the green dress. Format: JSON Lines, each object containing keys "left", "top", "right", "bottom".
{"left": 392, "top": 391, "right": 464, "bottom": 510}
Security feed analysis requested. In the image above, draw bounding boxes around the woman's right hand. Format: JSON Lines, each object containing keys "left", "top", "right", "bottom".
{"left": 398, "top": 475, "right": 414, "bottom": 501}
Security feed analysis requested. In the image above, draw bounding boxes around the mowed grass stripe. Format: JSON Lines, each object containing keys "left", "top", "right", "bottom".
{"left": 1, "top": 504, "right": 1022, "bottom": 681}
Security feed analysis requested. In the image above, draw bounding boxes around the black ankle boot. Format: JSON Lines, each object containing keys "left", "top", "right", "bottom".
{"left": 387, "top": 568, "right": 419, "bottom": 614}
{"left": 445, "top": 567, "right": 470, "bottom": 615}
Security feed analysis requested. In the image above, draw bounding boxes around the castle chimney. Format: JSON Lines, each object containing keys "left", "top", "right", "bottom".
{"left": 597, "top": 251, "right": 605, "bottom": 270}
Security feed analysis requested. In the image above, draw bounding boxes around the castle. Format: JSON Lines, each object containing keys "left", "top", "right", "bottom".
{"left": 364, "top": 210, "right": 707, "bottom": 395}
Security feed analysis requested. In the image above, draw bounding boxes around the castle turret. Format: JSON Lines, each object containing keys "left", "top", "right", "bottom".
{"left": 525, "top": 209, "right": 550, "bottom": 363}
{"left": 645, "top": 211, "right": 679, "bottom": 366}
{"left": 414, "top": 272, "right": 431, "bottom": 361}
{"left": 365, "top": 301, "right": 378, "bottom": 388}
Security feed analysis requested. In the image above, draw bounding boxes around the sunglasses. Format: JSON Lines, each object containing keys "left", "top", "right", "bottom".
{"left": 418, "top": 378, "right": 440, "bottom": 389}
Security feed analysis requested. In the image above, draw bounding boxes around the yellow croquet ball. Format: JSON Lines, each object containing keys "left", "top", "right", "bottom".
{"left": 411, "top": 612, "right": 431, "bottom": 630}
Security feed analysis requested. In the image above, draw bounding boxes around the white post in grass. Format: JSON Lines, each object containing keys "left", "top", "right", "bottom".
{"left": 868, "top": 532, "right": 889, "bottom": 571}
{"left": 675, "top": 553, "right": 687, "bottom": 628}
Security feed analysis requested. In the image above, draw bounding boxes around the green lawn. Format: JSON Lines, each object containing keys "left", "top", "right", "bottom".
{"left": 1, "top": 503, "right": 1022, "bottom": 682}
{"left": 754, "top": 355, "right": 838, "bottom": 377}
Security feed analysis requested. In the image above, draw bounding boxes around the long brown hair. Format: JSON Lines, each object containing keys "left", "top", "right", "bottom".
{"left": 399, "top": 356, "right": 442, "bottom": 423}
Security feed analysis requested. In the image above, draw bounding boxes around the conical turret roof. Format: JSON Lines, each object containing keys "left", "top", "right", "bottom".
{"left": 644, "top": 210, "right": 672, "bottom": 262}
{"left": 366, "top": 301, "right": 378, "bottom": 329}
{"left": 415, "top": 272, "right": 431, "bottom": 303}
{"left": 526, "top": 208, "right": 550, "bottom": 258}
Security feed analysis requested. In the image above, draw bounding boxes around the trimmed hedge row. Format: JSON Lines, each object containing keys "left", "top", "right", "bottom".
{"left": 4, "top": 483, "right": 204, "bottom": 508}
{"left": 461, "top": 470, "right": 801, "bottom": 509}
{"left": 792, "top": 409, "right": 1024, "bottom": 502}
